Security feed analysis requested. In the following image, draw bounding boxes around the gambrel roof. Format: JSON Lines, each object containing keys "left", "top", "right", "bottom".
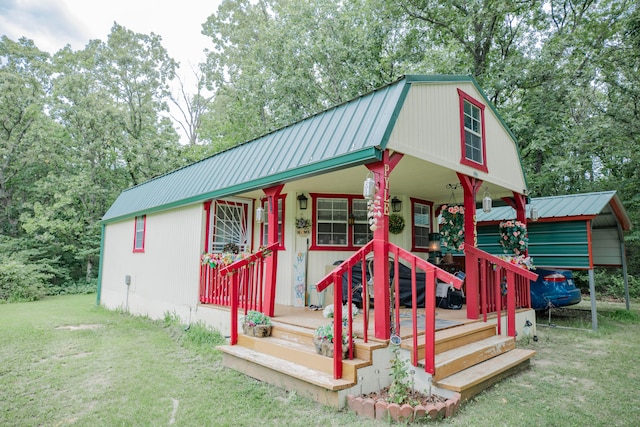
{"left": 103, "top": 75, "right": 515, "bottom": 223}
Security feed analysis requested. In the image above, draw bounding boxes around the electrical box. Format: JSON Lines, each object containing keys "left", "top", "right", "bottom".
{"left": 125, "top": 275, "right": 131, "bottom": 286}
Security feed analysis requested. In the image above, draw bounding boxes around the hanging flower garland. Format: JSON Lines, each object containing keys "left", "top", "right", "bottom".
{"left": 388, "top": 214, "right": 405, "bottom": 234}
{"left": 498, "top": 220, "right": 528, "bottom": 255}
{"left": 439, "top": 204, "right": 465, "bottom": 252}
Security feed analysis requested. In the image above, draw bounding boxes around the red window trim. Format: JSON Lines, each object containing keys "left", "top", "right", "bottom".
{"left": 132, "top": 215, "right": 146, "bottom": 253}
{"left": 309, "top": 193, "right": 369, "bottom": 251}
{"left": 457, "top": 89, "right": 488, "bottom": 173}
{"left": 410, "top": 198, "right": 433, "bottom": 253}
{"left": 259, "top": 194, "right": 286, "bottom": 250}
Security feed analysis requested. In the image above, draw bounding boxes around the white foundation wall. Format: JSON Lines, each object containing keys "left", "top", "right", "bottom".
{"left": 100, "top": 204, "right": 204, "bottom": 322}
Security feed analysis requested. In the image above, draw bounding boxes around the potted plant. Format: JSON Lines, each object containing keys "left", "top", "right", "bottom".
{"left": 313, "top": 324, "right": 351, "bottom": 358}
{"left": 242, "top": 310, "right": 272, "bottom": 337}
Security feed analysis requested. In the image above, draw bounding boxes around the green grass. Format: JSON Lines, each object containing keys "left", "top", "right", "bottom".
{"left": 1, "top": 295, "right": 639, "bottom": 426}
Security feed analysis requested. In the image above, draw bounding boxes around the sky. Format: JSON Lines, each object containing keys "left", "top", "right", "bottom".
{"left": 1, "top": 0, "right": 222, "bottom": 79}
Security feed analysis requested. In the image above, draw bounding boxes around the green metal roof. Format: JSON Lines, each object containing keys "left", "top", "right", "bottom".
{"left": 103, "top": 75, "right": 492, "bottom": 224}
{"left": 476, "top": 191, "right": 631, "bottom": 230}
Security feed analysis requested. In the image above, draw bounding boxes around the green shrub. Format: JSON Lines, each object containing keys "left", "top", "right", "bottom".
{"left": 0, "top": 259, "right": 48, "bottom": 302}
{"left": 573, "top": 269, "right": 640, "bottom": 299}
{"left": 46, "top": 279, "right": 97, "bottom": 296}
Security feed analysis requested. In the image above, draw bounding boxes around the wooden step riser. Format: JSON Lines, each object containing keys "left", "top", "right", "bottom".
{"left": 435, "top": 349, "right": 536, "bottom": 402}
{"left": 435, "top": 327, "right": 496, "bottom": 354}
{"left": 270, "top": 326, "right": 377, "bottom": 361}
{"left": 222, "top": 352, "right": 344, "bottom": 408}
{"left": 441, "top": 358, "right": 532, "bottom": 402}
{"left": 237, "top": 335, "right": 362, "bottom": 382}
{"left": 410, "top": 325, "right": 497, "bottom": 361}
{"left": 433, "top": 339, "right": 516, "bottom": 381}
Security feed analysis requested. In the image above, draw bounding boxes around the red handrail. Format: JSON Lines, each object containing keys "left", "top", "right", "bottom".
{"left": 316, "top": 242, "right": 462, "bottom": 378}
{"left": 465, "top": 246, "right": 538, "bottom": 336}
{"left": 219, "top": 243, "right": 279, "bottom": 345}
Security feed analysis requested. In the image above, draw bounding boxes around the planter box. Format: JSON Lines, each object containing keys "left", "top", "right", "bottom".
{"left": 313, "top": 337, "right": 349, "bottom": 359}
{"left": 242, "top": 324, "right": 272, "bottom": 337}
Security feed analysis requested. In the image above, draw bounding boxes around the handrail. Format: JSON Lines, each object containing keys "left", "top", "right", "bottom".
{"left": 465, "top": 245, "right": 538, "bottom": 336}
{"left": 221, "top": 242, "right": 279, "bottom": 345}
{"left": 316, "top": 241, "right": 462, "bottom": 379}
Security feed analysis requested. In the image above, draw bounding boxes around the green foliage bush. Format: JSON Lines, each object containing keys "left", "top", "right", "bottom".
{"left": 0, "top": 259, "right": 47, "bottom": 302}
{"left": 573, "top": 269, "right": 640, "bottom": 300}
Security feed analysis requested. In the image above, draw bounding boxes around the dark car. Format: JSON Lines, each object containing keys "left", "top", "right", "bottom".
{"left": 336, "top": 260, "right": 463, "bottom": 309}
{"left": 530, "top": 268, "right": 582, "bottom": 311}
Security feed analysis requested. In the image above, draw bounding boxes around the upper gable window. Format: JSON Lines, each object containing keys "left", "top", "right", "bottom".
{"left": 458, "top": 89, "right": 488, "bottom": 173}
{"left": 133, "top": 215, "right": 146, "bottom": 253}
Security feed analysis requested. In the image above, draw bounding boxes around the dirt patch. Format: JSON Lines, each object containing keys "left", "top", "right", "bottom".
{"left": 55, "top": 324, "right": 103, "bottom": 331}
{"left": 361, "top": 386, "right": 448, "bottom": 406}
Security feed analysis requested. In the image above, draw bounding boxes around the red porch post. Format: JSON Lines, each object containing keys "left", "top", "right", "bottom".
{"left": 367, "top": 150, "right": 403, "bottom": 340}
{"left": 457, "top": 173, "right": 482, "bottom": 319}
{"left": 262, "top": 184, "right": 284, "bottom": 317}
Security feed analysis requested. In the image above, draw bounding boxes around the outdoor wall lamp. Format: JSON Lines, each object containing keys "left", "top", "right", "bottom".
{"left": 391, "top": 196, "right": 402, "bottom": 213}
{"left": 530, "top": 206, "right": 539, "bottom": 221}
{"left": 482, "top": 186, "right": 492, "bottom": 213}
{"left": 255, "top": 205, "right": 265, "bottom": 223}
{"left": 428, "top": 233, "right": 441, "bottom": 252}
{"left": 297, "top": 193, "right": 308, "bottom": 210}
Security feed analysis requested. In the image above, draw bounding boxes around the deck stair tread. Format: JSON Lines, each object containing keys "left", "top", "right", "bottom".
{"left": 219, "top": 344, "right": 354, "bottom": 391}
{"left": 435, "top": 348, "right": 536, "bottom": 396}
{"left": 431, "top": 335, "right": 516, "bottom": 381}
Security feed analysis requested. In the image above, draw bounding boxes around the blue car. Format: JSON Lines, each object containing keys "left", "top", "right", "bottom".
{"left": 530, "top": 268, "right": 582, "bottom": 311}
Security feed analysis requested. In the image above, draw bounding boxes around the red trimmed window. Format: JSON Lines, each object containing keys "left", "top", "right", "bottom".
{"left": 411, "top": 199, "right": 433, "bottom": 252}
{"left": 260, "top": 195, "right": 285, "bottom": 250}
{"left": 310, "top": 194, "right": 372, "bottom": 250}
{"left": 458, "top": 89, "right": 488, "bottom": 172}
{"left": 133, "top": 215, "right": 146, "bottom": 252}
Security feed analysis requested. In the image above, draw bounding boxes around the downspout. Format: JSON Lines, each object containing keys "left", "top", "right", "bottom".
{"left": 96, "top": 223, "right": 106, "bottom": 306}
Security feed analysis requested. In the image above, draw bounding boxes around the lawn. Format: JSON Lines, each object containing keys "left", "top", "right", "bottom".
{"left": 1, "top": 295, "right": 639, "bottom": 426}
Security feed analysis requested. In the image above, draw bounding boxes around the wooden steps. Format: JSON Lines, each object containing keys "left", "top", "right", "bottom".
{"left": 220, "top": 317, "right": 535, "bottom": 408}
{"left": 435, "top": 348, "right": 536, "bottom": 401}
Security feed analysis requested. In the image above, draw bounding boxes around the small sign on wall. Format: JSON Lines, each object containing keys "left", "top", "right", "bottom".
{"left": 293, "top": 251, "right": 306, "bottom": 307}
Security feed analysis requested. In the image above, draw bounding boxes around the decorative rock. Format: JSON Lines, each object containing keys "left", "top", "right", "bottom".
{"left": 445, "top": 398, "right": 457, "bottom": 417}
{"left": 426, "top": 404, "right": 439, "bottom": 420}
{"left": 362, "top": 398, "right": 376, "bottom": 420}
{"left": 375, "top": 401, "right": 388, "bottom": 420}
{"left": 435, "top": 401, "right": 446, "bottom": 419}
{"left": 387, "top": 403, "right": 401, "bottom": 421}
{"left": 414, "top": 404, "right": 427, "bottom": 421}
{"left": 399, "top": 404, "right": 414, "bottom": 422}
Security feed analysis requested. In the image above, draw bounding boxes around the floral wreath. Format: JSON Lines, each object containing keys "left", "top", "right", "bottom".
{"left": 439, "top": 204, "right": 465, "bottom": 252}
{"left": 498, "top": 220, "right": 528, "bottom": 255}
{"left": 388, "top": 214, "right": 405, "bottom": 234}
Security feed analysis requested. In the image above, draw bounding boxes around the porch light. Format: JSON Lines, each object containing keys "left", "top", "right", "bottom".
{"left": 363, "top": 172, "right": 376, "bottom": 199}
{"left": 297, "top": 193, "right": 308, "bottom": 210}
{"left": 428, "top": 233, "right": 441, "bottom": 252}
{"left": 255, "top": 206, "right": 265, "bottom": 223}
{"left": 482, "top": 187, "right": 492, "bottom": 213}
{"left": 391, "top": 196, "right": 402, "bottom": 213}
{"left": 530, "top": 206, "right": 539, "bottom": 222}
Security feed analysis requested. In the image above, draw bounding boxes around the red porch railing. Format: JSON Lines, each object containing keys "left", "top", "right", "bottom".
{"left": 465, "top": 246, "right": 538, "bottom": 337}
{"left": 315, "top": 242, "right": 463, "bottom": 379}
{"left": 199, "top": 243, "right": 278, "bottom": 309}
{"left": 219, "top": 243, "right": 278, "bottom": 345}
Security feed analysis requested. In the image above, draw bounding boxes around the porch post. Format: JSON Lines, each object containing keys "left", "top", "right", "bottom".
{"left": 262, "top": 184, "right": 284, "bottom": 317}
{"left": 513, "top": 192, "right": 527, "bottom": 225}
{"left": 457, "top": 173, "right": 482, "bottom": 319}
{"left": 368, "top": 150, "right": 403, "bottom": 340}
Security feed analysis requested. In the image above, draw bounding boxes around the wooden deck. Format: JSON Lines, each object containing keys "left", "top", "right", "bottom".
{"left": 270, "top": 303, "right": 476, "bottom": 341}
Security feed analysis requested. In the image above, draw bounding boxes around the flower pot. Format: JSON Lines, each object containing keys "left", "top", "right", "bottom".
{"left": 242, "top": 324, "right": 272, "bottom": 337}
{"left": 313, "top": 337, "right": 349, "bottom": 359}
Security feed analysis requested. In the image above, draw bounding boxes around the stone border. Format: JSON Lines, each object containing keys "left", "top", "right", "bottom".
{"left": 346, "top": 392, "right": 461, "bottom": 423}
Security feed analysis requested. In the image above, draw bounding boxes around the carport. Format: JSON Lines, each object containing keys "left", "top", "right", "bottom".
{"left": 476, "top": 191, "right": 632, "bottom": 330}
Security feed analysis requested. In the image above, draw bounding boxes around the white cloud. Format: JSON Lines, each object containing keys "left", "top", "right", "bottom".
{"left": 1, "top": 0, "right": 220, "bottom": 75}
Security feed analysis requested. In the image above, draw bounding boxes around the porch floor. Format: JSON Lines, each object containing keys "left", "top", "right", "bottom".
{"left": 269, "top": 304, "right": 477, "bottom": 340}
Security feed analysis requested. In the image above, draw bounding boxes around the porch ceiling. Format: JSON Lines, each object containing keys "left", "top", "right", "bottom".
{"left": 243, "top": 154, "right": 516, "bottom": 205}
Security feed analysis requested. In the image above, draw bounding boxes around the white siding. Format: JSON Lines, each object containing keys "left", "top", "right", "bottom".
{"left": 100, "top": 204, "right": 204, "bottom": 321}
{"left": 387, "top": 82, "right": 527, "bottom": 194}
